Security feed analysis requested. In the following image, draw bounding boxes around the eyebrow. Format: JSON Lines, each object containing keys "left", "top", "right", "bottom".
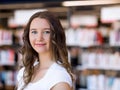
{"left": 43, "top": 28, "right": 51, "bottom": 30}
{"left": 30, "top": 28, "right": 51, "bottom": 31}
{"left": 30, "top": 28, "right": 36, "bottom": 31}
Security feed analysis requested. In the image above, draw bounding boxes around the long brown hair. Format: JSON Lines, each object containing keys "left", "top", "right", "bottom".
{"left": 20, "top": 11, "right": 73, "bottom": 89}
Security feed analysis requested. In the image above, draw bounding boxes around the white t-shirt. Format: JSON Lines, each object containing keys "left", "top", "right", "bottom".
{"left": 17, "top": 62, "right": 72, "bottom": 90}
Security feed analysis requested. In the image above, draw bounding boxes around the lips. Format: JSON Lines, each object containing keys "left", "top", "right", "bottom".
{"left": 35, "top": 43, "right": 46, "bottom": 46}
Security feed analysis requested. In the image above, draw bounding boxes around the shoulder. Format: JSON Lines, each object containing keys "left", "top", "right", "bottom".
{"left": 16, "top": 61, "right": 38, "bottom": 82}
{"left": 17, "top": 67, "right": 25, "bottom": 82}
{"left": 51, "top": 82, "right": 72, "bottom": 90}
{"left": 51, "top": 63, "right": 70, "bottom": 78}
{"left": 47, "top": 63, "right": 73, "bottom": 89}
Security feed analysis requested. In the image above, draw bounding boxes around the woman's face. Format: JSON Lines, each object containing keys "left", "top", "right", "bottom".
{"left": 29, "top": 18, "right": 51, "bottom": 54}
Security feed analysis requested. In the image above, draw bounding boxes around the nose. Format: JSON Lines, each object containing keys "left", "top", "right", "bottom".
{"left": 36, "top": 32, "right": 43, "bottom": 41}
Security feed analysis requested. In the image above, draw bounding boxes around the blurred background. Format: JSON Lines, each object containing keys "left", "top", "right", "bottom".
{"left": 0, "top": 0, "right": 120, "bottom": 90}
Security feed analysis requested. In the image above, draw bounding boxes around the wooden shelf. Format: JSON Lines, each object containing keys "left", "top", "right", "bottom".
{"left": 76, "top": 65, "right": 120, "bottom": 71}
{"left": 0, "top": 85, "right": 15, "bottom": 90}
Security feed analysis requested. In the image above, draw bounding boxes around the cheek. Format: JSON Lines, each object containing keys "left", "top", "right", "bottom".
{"left": 29, "top": 35, "right": 34, "bottom": 45}
{"left": 46, "top": 37, "right": 50, "bottom": 48}
{"left": 44, "top": 35, "right": 50, "bottom": 42}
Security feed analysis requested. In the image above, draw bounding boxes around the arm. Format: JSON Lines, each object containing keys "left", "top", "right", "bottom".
{"left": 51, "top": 82, "right": 72, "bottom": 90}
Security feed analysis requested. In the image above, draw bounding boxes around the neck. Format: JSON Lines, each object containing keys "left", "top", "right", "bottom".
{"left": 38, "top": 52, "right": 54, "bottom": 68}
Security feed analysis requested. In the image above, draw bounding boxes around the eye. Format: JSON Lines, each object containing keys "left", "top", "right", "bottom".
{"left": 31, "top": 30, "right": 37, "bottom": 34}
{"left": 43, "top": 30, "right": 51, "bottom": 34}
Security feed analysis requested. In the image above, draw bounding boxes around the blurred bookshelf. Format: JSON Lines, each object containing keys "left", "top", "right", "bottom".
{"left": 66, "top": 20, "right": 120, "bottom": 90}
{"left": 0, "top": 28, "right": 20, "bottom": 90}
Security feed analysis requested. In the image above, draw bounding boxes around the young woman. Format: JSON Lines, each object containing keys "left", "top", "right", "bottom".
{"left": 17, "top": 11, "right": 74, "bottom": 90}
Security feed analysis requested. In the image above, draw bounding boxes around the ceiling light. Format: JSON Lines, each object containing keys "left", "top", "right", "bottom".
{"left": 62, "top": 0, "right": 120, "bottom": 7}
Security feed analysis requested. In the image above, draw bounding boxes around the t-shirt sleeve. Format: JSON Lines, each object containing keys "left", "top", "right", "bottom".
{"left": 48, "top": 70, "right": 72, "bottom": 89}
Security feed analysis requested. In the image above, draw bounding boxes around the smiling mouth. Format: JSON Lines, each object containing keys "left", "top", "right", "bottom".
{"left": 35, "top": 44, "right": 46, "bottom": 46}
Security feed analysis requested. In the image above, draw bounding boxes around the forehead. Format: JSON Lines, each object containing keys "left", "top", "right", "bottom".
{"left": 30, "top": 18, "right": 50, "bottom": 28}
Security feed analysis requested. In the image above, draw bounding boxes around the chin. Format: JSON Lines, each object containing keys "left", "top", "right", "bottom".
{"left": 36, "top": 49, "right": 49, "bottom": 54}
